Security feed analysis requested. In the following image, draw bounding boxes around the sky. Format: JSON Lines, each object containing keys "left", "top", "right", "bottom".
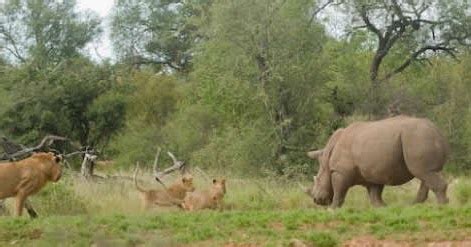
{"left": 77, "top": 0, "right": 114, "bottom": 60}
{"left": 74, "top": 0, "right": 347, "bottom": 61}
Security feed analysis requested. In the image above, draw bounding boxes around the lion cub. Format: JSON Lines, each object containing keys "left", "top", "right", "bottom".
{"left": 181, "top": 179, "right": 226, "bottom": 211}
{"left": 133, "top": 168, "right": 195, "bottom": 209}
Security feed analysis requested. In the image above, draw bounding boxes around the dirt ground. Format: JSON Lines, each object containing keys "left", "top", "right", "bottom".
{"left": 342, "top": 236, "right": 471, "bottom": 247}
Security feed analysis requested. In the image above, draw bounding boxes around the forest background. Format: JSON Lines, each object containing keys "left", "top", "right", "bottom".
{"left": 1, "top": 0, "right": 471, "bottom": 176}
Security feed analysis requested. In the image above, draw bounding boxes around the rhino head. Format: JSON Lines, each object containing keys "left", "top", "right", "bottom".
{"left": 307, "top": 149, "right": 333, "bottom": 206}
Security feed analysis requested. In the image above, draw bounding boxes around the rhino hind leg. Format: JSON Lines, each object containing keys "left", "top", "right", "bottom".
{"left": 330, "top": 171, "right": 352, "bottom": 208}
{"left": 367, "top": 184, "right": 386, "bottom": 207}
{"left": 413, "top": 180, "right": 429, "bottom": 204}
{"left": 415, "top": 172, "right": 448, "bottom": 204}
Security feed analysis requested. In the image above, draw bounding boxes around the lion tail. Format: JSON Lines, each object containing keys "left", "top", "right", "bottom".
{"left": 133, "top": 163, "right": 147, "bottom": 193}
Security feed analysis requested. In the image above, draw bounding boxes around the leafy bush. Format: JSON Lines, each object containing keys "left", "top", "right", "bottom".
{"left": 454, "top": 178, "right": 471, "bottom": 205}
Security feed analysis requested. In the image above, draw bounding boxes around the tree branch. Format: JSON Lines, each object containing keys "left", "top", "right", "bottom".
{"left": 382, "top": 45, "right": 456, "bottom": 81}
{"left": 309, "top": 0, "right": 334, "bottom": 24}
{"left": 8, "top": 135, "right": 69, "bottom": 159}
{"left": 358, "top": 5, "right": 383, "bottom": 41}
{"left": 0, "top": 27, "right": 26, "bottom": 63}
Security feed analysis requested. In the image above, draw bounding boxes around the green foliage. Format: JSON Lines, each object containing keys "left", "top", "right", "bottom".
{"left": 109, "top": 72, "right": 183, "bottom": 167}
{"left": 1, "top": 0, "right": 471, "bottom": 174}
{"left": 191, "top": 124, "right": 277, "bottom": 174}
{"left": 454, "top": 178, "right": 471, "bottom": 205}
{"left": 126, "top": 72, "right": 181, "bottom": 126}
{"left": 0, "top": 59, "right": 124, "bottom": 146}
{"left": 0, "top": 0, "right": 101, "bottom": 66}
{"left": 110, "top": 0, "right": 207, "bottom": 72}
{"left": 162, "top": 104, "right": 219, "bottom": 157}
{"left": 176, "top": 0, "right": 337, "bottom": 174}
{"left": 87, "top": 91, "right": 127, "bottom": 148}
{"left": 329, "top": 0, "right": 471, "bottom": 115}
{"left": 108, "top": 121, "right": 161, "bottom": 167}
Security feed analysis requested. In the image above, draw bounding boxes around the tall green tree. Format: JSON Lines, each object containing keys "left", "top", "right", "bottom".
{"left": 0, "top": 0, "right": 101, "bottom": 67}
{"left": 0, "top": 1, "right": 125, "bottom": 148}
{"left": 321, "top": 0, "right": 471, "bottom": 115}
{"left": 178, "top": 0, "right": 334, "bottom": 173}
{"left": 0, "top": 59, "right": 126, "bottom": 147}
{"left": 110, "top": 0, "right": 210, "bottom": 72}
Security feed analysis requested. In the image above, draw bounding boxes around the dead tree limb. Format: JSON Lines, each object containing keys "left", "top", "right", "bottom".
{"left": 6, "top": 135, "right": 68, "bottom": 161}
{"left": 151, "top": 150, "right": 188, "bottom": 189}
{"left": 152, "top": 148, "right": 167, "bottom": 189}
{"left": 154, "top": 151, "right": 187, "bottom": 179}
{"left": 80, "top": 152, "right": 98, "bottom": 179}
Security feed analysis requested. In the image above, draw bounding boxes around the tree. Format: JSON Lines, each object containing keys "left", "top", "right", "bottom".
{"left": 321, "top": 0, "right": 471, "bottom": 115}
{"left": 110, "top": 0, "right": 210, "bottom": 72}
{"left": 178, "top": 0, "right": 335, "bottom": 173}
{"left": 0, "top": 59, "right": 125, "bottom": 147}
{"left": 0, "top": 1, "right": 123, "bottom": 148}
{"left": 0, "top": 0, "right": 101, "bottom": 67}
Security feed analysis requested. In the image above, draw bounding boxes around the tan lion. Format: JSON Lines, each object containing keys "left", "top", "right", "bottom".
{"left": 133, "top": 166, "right": 195, "bottom": 209}
{"left": 0, "top": 152, "right": 62, "bottom": 216}
{"left": 181, "top": 178, "right": 226, "bottom": 211}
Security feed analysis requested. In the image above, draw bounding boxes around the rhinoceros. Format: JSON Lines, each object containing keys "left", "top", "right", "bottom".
{"left": 306, "top": 115, "right": 449, "bottom": 208}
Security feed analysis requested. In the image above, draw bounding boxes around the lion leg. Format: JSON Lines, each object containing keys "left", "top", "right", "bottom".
{"left": 413, "top": 180, "right": 429, "bottom": 204}
{"left": 24, "top": 199, "right": 38, "bottom": 218}
{"left": 15, "top": 195, "right": 26, "bottom": 217}
{"left": 367, "top": 184, "right": 386, "bottom": 207}
{"left": 415, "top": 172, "right": 448, "bottom": 204}
{"left": 330, "top": 171, "right": 351, "bottom": 208}
{"left": 0, "top": 200, "right": 7, "bottom": 215}
{"left": 183, "top": 202, "right": 194, "bottom": 211}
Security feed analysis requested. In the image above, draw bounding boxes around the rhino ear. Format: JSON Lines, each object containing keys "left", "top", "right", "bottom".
{"left": 313, "top": 175, "right": 317, "bottom": 183}
{"left": 307, "top": 150, "right": 323, "bottom": 159}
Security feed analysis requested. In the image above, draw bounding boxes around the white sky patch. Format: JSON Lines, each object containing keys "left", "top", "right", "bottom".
{"left": 77, "top": 0, "right": 114, "bottom": 61}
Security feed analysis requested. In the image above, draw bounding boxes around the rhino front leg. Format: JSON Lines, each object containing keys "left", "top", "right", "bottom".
{"left": 330, "top": 171, "right": 351, "bottom": 208}
{"left": 367, "top": 184, "right": 386, "bottom": 207}
{"left": 413, "top": 180, "right": 429, "bottom": 204}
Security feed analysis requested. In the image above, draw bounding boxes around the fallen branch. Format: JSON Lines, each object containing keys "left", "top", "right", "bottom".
{"left": 7, "top": 135, "right": 69, "bottom": 160}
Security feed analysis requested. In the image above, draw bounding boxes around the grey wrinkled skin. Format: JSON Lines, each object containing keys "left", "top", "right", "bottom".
{"left": 307, "top": 115, "right": 449, "bottom": 208}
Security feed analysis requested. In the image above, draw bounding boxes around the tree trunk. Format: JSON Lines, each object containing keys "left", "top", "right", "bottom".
{"left": 368, "top": 79, "right": 385, "bottom": 117}
{"left": 368, "top": 46, "right": 388, "bottom": 117}
{"left": 81, "top": 153, "right": 97, "bottom": 179}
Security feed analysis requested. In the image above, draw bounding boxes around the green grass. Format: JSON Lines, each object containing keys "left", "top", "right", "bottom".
{"left": 0, "top": 171, "right": 470, "bottom": 246}
{"left": 0, "top": 206, "right": 470, "bottom": 246}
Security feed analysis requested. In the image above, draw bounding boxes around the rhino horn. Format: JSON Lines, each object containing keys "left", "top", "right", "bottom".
{"left": 307, "top": 149, "right": 323, "bottom": 159}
